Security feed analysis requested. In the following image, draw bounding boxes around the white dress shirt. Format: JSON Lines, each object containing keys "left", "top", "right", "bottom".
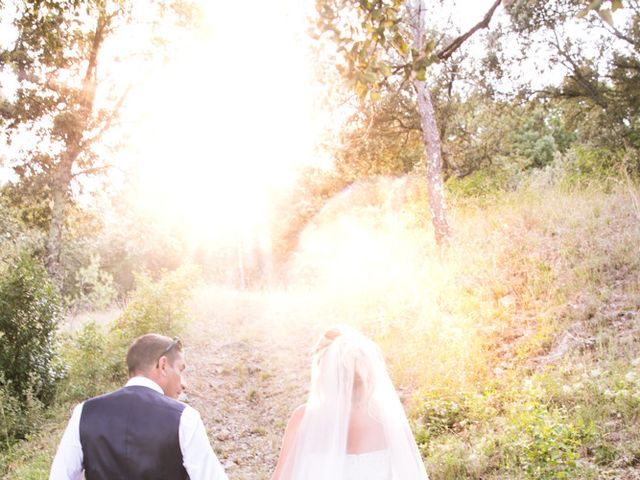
{"left": 49, "top": 376, "right": 228, "bottom": 480}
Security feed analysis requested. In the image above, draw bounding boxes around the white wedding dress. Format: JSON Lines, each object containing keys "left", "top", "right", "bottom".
{"left": 344, "top": 450, "right": 392, "bottom": 480}
{"left": 294, "top": 450, "right": 393, "bottom": 480}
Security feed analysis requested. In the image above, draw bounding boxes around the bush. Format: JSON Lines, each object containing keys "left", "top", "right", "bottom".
{"left": 504, "top": 403, "right": 592, "bottom": 479}
{"left": 0, "top": 255, "right": 63, "bottom": 404}
{"left": 56, "top": 264, "right": 203, "bottom": 400}
{"left": 414, "top": 386, "right": 500, "bottom": 454}
{"left": 57, "top": 322, "right": 121, "bottom": 403}
{"left": 562, "top": 146, "right": 623, "bottom": 187}
{"left": 0, "top": 255, "right": 61, "bottom": 445}
{"left": 414, "top": 389, "right": 472, "bottom": 450}
{"left": 67, "top": 254, "right": 116, "bottom": 312}
{"left": 0, "top": 378, "right": 46, "bottom": 444}
{"left": 446, "top": 164, "right": 516, "bottom": 200}
{"left": 111, "top": 264, "right": 201, "bottom": 343}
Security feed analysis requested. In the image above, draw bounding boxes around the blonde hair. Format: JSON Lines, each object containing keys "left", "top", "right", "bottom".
{"left": 311, "top": 325, "right": 379, "bottom": 405}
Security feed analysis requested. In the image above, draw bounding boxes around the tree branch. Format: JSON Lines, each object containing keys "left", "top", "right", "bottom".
{"left": 597, "top": 17, "right": 640, "bottom": 51}
{"left": 436, "top": 0, "right": 502, "bottom": 61}
{"left": 550, "top": 29, "right": 608, "bottom": 110}
{"left": 71, "top": 164, "right": 113, "bottom": 179}
{"left": 81, "top": 15, "right": 107, "bottom": 112}
{"left": 80, "top": 84, "right": 132, "bottom": 150}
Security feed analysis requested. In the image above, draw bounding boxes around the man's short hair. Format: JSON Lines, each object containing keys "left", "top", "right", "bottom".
{"left": 126, "top": 334, "right": 183, "bottom": 376}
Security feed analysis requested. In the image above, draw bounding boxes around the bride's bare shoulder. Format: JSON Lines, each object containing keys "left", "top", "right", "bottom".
{"left": 289, "top": 403, "right": 306, "bottom": 425}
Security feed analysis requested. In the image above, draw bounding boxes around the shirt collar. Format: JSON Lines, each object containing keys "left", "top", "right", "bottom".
{"left": 126, "top": 376, "right": 164, "bottom": 395}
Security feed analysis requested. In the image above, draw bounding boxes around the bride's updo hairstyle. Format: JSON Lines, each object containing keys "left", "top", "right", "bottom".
{"left": 310, "top": 325, "right": 380, "bottom": 408}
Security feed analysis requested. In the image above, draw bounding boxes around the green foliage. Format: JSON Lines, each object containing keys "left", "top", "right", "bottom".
{"left": 0, "top": 180, "right": 52, "bottom": 232}
{"left": 0, "top": 377, "right": 46, "bottom": 447}
{"left": 67, "top": 254, "right": 116, "bottom": 312}
{"left": 506, "top": 0, "right": 640, "bottom": 171}
{"left": 56, "top": 322, "right": 120, "bottom": 403}
{"left": 111, "top": 264, "right": 201, "bottom": 343}
{"left": 413, "top": 388, "right": 483, "bottom": 451}
{"left": 505, "top": 403, "right": 590, "bottom": 479}
{"left": 446, "top": 166, "right": 514, "bottom": 200}
{"left": 562, "top": 145, "right": 624, "bottom": 186}
{"left": 512, "top": 111, "right": 576, "bottom": 169}
{"left": 58, "top": 264, "right": 201, "bottom": 387}
{"left": 0, "top": 401, "right": 70, "bottom": 478}
{"left": 0, "top": 190, "right": 46, "bottom": 265}
{"left": 96, "top": 201, "right": 189, "bottom": 293}
{"left": 416, "top": 377, "right": 597, "bottom": 479}
{"left": 1, "top": 451, "right": 50, "bottom": 480}
{"left": 313, "top": 0, "right": 405, "bottom": 102}
{"left": 0, "top": 255, "right": 63, "bottom": 404}
{"left": 434, "top": 87, "right": 517, "bottom": 178}
{"left": 0, "top": 255, "right": 61, "bottom": 447}
{"left": 312, "top": 0, "right": 497, "bottom": 105}
{"left": 332, "top": 91, "right": 424, "bottom": 182}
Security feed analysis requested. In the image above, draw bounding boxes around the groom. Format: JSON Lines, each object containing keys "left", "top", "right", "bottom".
{"left": 49, "top": 333, "right": 228, "bottom": 480}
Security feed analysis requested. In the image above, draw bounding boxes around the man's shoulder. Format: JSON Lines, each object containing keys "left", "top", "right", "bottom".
{"left": 84, "top": 386, "right": 187, "bottom": 413}
{"left": 180, "top": 402, "right": 203, "bottom": 422}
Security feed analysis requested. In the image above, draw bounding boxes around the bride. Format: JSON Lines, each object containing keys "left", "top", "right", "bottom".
{"left": 272, "top": 325, "right": 429, "bottom": 480}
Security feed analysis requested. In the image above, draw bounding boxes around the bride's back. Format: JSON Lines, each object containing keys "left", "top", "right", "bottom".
{"left": 347, "top": 405, "right": 387, "bottom": 454}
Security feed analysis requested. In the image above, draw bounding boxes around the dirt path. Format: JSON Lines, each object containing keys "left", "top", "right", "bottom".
{"left": 182, "top": 286, "right": 325, "bottom": 479}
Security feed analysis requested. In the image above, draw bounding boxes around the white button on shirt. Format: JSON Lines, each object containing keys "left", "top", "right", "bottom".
{"left": 49, "top": 376, "right": 228, "bottom": 480}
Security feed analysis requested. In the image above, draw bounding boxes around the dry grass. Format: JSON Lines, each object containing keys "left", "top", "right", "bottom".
{"left": 4, "top": 180, "right": 639, "bottom": 479}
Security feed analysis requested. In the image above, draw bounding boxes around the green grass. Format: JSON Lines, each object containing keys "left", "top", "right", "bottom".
{"left": 0, "top": 403, "right": 68, "bottom": 479}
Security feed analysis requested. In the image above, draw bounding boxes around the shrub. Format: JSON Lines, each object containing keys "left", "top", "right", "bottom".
{"left": 414, "top": 390, "right": 471, "bottom": 449}
{"left": 446, "top": 165, "right": 516, "bottom": 201}
{"left": 57, "top": 322, "right": 121, "bottom": 403}
{"left": 67, "top": 254, "right": 116, "bottom": 312}
{"left": 562, "top": 146, "right": 623, "bottom": 187}
{"left": 0, "top": 255, "right": 63, "bottom": 404}
{"left": 57, "top": 264, "right": 203, "bottom": 397}
{"left": 0, "top": 377, "right": 45, "bottom": 444}
{"left": 111, "top": 264, "right": 201, "bottom": 343}
{"left": 504, "top": 403, "right": 592, "bottom": 479}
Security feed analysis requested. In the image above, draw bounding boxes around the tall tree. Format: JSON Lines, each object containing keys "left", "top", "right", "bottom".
{"left": 0, "top": 0, "right": 196, "bottom": 282}
{"left": 312, "top": 0, "right": 502, "bottom": 244}
{"left": 505, "top": 0, "right": 639, "bottom": 170}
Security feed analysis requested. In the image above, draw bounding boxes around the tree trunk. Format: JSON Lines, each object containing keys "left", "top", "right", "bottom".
{"left": 408, "top": 0, "right": 451, "bottom": 245}
{"left": 45, "top": 156, "right": 73, "bottom": 283}
{"left": 413, "top": 78, "right": 452, "bottom": 244}
{"left": 45, "top": 17, "right": 104, "bottom": 283}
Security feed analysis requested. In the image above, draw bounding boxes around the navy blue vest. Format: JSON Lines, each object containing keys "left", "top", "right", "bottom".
{"left": 79, "top": 385, "right": 189, "bottom": 480}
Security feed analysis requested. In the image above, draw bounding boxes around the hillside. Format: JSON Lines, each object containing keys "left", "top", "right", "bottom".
{"left": 3, "top": 181, "right": 639, "bottom": 480}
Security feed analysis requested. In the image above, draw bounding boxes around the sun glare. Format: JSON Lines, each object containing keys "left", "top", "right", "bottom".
{"left": 118, "top": 0, "right": 322, "bottom": 242}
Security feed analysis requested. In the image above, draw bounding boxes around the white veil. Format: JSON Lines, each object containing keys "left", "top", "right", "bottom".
{"left": 281, "top": 325, "right": 429, "bottom": 480}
